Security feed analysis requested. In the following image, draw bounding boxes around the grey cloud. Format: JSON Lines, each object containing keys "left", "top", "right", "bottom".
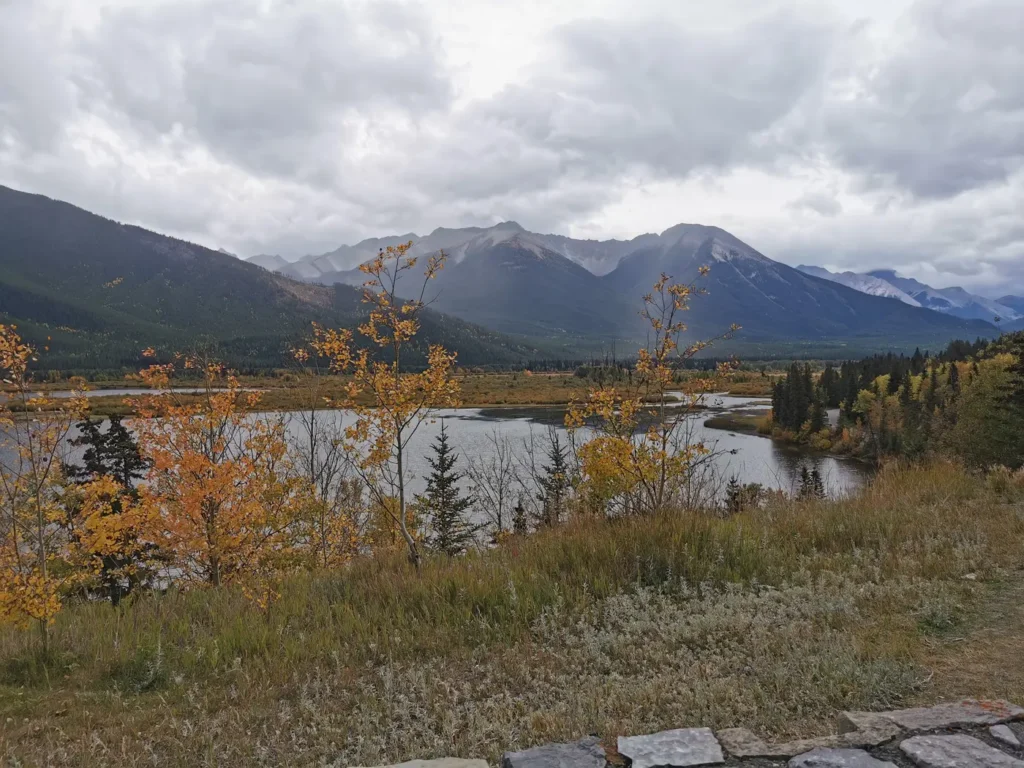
{"left": 0, "top": 0, "right": 1022, "bottom": 295}
{"left": 0, "top": 2, "right": 76, "bottom": 151}
{"left": 486, "top": 9, "right": 835, "bottom": 180}
{"left": 351, "top": 8, "right": 838, "bottom": 239}
{"left": 72, "top": 0, "right": 452, "bottom": 180}
{"left": 761, "top": 168, "right": 1024, "bottom": 295}
{"left": 787, "top": 191, "right": 843, "bottom": 216}
{"left": 811, "top": 0, "right": 1024, "bottom": 199}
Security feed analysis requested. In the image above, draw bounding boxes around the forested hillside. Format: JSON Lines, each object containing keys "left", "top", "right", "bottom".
{"left": 0, "top": 186, "right": 551, "bottom": 372}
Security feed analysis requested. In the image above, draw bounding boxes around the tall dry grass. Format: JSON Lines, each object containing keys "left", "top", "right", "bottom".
{"left": 1, "top": 461, "right": 1022, "bottom": 766}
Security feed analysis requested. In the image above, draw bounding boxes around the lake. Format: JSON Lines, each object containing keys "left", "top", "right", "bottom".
{"left": 334, "top": 397, "right": 873, "bottom": 500}
{"left": 257, "top": 393, "right": 872, "bottom": 501}
{"left": 12, "top": 394, "right": 873, "bottom": 508}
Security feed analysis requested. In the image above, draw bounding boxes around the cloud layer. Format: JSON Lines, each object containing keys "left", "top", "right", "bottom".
{"left": 1, "top": 0, "right": 1022, "bottom": 294}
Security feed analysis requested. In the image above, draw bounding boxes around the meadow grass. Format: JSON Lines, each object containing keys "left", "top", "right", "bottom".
{"left": 47, "top": 370, "right": 771, "bottom": 417}
{"left": 1, "top": 462, "right": 1022, "bottom": 766}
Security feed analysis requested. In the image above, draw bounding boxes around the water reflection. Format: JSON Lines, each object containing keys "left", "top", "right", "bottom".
{"left": 9, "top": 398, "right": 873, "bottom": 504}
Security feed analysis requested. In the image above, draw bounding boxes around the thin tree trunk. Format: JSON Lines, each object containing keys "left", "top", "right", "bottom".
{"left": 395, "top": 428, "right": 420, "bottom": 570}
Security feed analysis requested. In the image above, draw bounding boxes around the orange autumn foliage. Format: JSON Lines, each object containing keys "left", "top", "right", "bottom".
{"left": 131, "top": 357, "right": 303, "bottom": 603}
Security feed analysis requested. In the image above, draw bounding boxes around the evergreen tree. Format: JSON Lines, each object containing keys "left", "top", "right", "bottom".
{"left": 925, "top": 364, "right": 940, "bottom": 413}
{"left": 948, "top": 362, "right": 960, "bottom": 395}
{"left": 840, "top": 367, "right": 861, "bottom": 425}
{"left": 808, "top": 390, "right": 827, "bottom": 433}
{"left": 63, "top": 416, "right": 151, "bottom": 604}
{"left": 898, "top": 369, "right": 914, "bottom": 407}
{"left": 417, "top": 422, "right": 477, "bottom": 556}
{"left": 801, "top": 365, "right": 814, "bottom": 424}
{"left": 819, "top": 364, "right": 842, "bottom": 408}
{"left": 64, "top": 415, "right": 149, "bottom": 487}
{"left": 798, "top": 466, "right": 826, "bottom": 499}
{"left": 725, "top": 475, "right": 743, "bottom": 514}
{"left": 886, "top": 366, "right": 902, "bottom": 395}
{"left": 512, "top": 498, "right": 528, "bottom": 535}
{"left": 536, "top": 432, "right": 571, "bottom": 527}
{"left": 798, "top": 466, "right": 813, "bottom": 498}
{"left": 911, "top": 347, "right": 925, "bottom": 375}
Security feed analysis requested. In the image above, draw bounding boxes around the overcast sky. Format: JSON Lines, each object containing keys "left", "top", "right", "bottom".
{"left": 2, "top": 0, "right": 1022, "bottom": 296}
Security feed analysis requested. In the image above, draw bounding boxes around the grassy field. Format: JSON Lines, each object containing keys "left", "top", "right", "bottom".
{"left": 702, "top": 410, "right": 769, "bottom": 433}
{"left": 10, "top": 371, "right": 775, "bottom": 417}
{"left": 1, "top": 462, "right": 1022, "bottom": 766}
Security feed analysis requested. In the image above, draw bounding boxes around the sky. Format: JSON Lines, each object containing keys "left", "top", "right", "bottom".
{"left": 1, "top": 0, "right": 1022, "bottom": 297}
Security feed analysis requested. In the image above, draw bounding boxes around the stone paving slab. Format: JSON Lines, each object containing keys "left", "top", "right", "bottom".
{"left": 900, "top": 734, "right": 1024, "bottom": 768}
{"left": 617, "top": 728, "right": 724, "bottom": 768}
{"left": 992, "top": 725, "right": 1022, "bottom": 749}
{"left": 788, "top": 747, "right": 897, "bottom": 767}
{"left": 840, "top": 700, "right": 1024, "bottom": 735}
{"left": 717, "top": 728, "right": 795, "bottom": 759}
{"left": 351, "top": 699, "right": 1024, "bottom": 768}
{"left": 501, "top": 736, "right": 606, "bottom": 768}
{"left": 718, "top": 723, "right": 901, "bottom": 760}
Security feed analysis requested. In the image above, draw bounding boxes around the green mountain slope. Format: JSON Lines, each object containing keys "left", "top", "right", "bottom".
{"left": 0, "top": 185, "right": 552, "bottom": 372}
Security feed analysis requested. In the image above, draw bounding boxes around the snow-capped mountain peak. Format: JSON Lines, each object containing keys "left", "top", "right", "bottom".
{"left": 799, "top": 266, "right": 1020, "bottom": 324}
{"left": 798, "top": 266, "right": 921, "bottom": 307}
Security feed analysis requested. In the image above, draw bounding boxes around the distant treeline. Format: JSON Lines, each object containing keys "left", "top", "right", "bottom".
{"left": 768, "top": 333, "right": 1024, "bottom": 468}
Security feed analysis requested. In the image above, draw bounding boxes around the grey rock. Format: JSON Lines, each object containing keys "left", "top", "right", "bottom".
{"left": 840, "top": 700, "right": 1024, "bottom": 734}
{"left": 789, "top": 747, "right": 897, "bottom": 767}
{"left": 618, "top": 728, "right": 724, "bottom": 768}
{"left": 501, "top": 736, "right": 605, "bottom": 768}
{"left": 900, "top": 734, "right": 1024, "bottom": 767}
{"left": 717, "top": 724, "right": 900, "bottom": 759}
{"left": 837, "top": 713, "right": 893, "bottom": 735}
{"left": 840, "top": 724, "right": 904, "bottom": 748}
{"left": 992, "top": 725, "right": 1022, "bottom": 749}
{"left": 360, "top": 761, "right": 488, "bottom": 768}
{"left": 717, "top": 728, "right": 793, "bottom": 759}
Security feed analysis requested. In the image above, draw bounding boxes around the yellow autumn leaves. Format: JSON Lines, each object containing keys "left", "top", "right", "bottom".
{"left": 1, "top": 324, "right": 93, "bottom": 649}
{"left": 566, "top": 272, "right": 735, "bottom": 516}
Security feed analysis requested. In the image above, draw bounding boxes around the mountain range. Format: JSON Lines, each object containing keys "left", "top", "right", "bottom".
{"left": 797, "top": 264, "right": 1022, "bottom": 328}
{"left": 0, "top": 183, "right": 1007, "bottom": 372}
{"left": 249, "top": 221, "right": 999, "bottom": 348}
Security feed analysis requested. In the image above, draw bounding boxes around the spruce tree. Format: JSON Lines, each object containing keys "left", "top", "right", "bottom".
{"left": 948, "top": 362, "right": 960, "bottom": 394}
{"left": 898, "top": 369, "right": 914, "bottom": 407}
{"left": 808, "top": 391, "right": 827, "bottom": 433}
{"left": 725, "top": 476, "right": 743, "bottom": 514}
{"left": 798, "top": 466, "right": 826, "bottom": 499}
{"left": 537, "top": 432, "right": 571, "bottom": 527}
{"left": 63, "top": 416, "right": 151, "bottom": 604}
{"left": 926, "top": 363, "right": 940, "bottom": 412}
{"left": 65, "top": 415, "right": 148, "bottom": 487}
{"left": 512, "top": 498, "right": 528, "bottom": 535}
{"left": 417, "top": 422, "right": 477, "bottom": 556}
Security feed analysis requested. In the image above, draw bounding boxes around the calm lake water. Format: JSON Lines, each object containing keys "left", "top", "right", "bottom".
{"left": 13, "top": 394, "right": 873, "bottom": 503}
{"left": 340, "top": 398, "right": 873, "bottom": 500}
